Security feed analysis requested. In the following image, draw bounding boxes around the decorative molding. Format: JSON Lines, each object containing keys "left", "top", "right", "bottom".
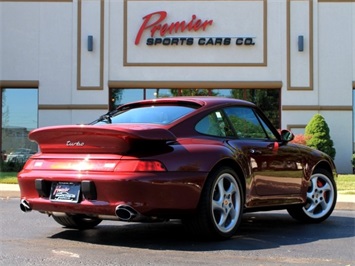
{"left": 0, "top": 0, "right": 72, "bottom": 2}
{"left": 123, "top": 0, "right": 267, "bottom": 67}
{"left": 287, "top": 0, "right": 314, "bottom": 91}
{"left": 108, "top": 80, "right": 283, "bottom": 89}
{"left": 282, "top": 105, "right": 353, "bottom": 111}
{"left": 0, "top": 80, "right": 39, "bottom": 88}
{"left": 77, "top": 0, "right": 104, "bottom": 90}
{"left": 39, "top": 104, "right": 108, "bottom": 110}
{"left": 318, "top": 0, "right": 355, "bottom": 3}
{"left": 287, "top": 124, "right": 307, "bottom": 130}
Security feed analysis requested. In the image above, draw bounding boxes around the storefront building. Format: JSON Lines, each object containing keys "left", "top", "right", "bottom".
{"left": 1, "top": 0, "right": 354, "bottom": 173}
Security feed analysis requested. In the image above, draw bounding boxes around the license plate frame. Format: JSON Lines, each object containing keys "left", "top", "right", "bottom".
{"left": 50, "top": 182, "right": 81, "bottom": 203}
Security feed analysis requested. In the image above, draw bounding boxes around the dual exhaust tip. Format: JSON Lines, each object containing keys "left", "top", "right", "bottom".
{"left": 20, "top": 200, "right": 141, "bottom": 222}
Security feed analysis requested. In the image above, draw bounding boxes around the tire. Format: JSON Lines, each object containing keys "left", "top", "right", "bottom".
{"left": 287, "top": 169, "right": 337, "bottom": 223}
{"left": 184, "top": 167, "right": 244, "bottom": 240}
{"left": 52, "top": 214, "right": 102, "bottom": 229}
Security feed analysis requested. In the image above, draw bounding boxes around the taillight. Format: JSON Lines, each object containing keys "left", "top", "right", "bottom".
{"left": 114, "top": 160, "right": 166, "bottom": 172}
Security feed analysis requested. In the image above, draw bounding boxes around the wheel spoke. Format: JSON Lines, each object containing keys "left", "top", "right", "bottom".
{"left": 217, "top": 212, "right": 228, "bottom": 226}
{"left": 305, "top": 200, "right": 318, "bottom": 214}
{"left": 212, "top": 198, "right": 224, "bottom": 212}
{"left": 217, "top": 178, "right": 226, "bottom": 198}
{"left": 321, "top": 182, "right": 331, "bottom": 193}
{"left": 310, "top": 177, "right": 318, "bottom": 191}
{"left": 319, "top": 200, "right": 328, "bottom": 210}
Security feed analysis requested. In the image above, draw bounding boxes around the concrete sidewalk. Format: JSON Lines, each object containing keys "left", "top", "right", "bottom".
{"left": 1, "top": 183, "right": 354, "bottom": 211}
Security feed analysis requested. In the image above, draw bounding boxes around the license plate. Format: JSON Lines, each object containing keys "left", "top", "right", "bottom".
{"left": 50, "top": 182, "right": 81, "bottom": 203}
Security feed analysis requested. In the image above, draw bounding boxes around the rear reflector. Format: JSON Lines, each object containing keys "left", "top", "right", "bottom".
{"left": 24, "top": 159, "right": 119, "bottom": 171}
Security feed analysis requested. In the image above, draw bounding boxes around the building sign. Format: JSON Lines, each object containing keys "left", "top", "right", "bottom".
{"left": 124, "top": 0, "right": 266, "bottom": 66}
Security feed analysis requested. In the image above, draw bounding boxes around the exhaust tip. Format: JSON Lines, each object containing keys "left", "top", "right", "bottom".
{"left": 20, "top": 199, "right": 32, "bottom": 213}
{"left": 115, "top": 205, "right": 137, "bottom": 221}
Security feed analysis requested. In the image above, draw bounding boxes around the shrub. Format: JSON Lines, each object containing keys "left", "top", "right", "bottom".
{"left": 305, "top": 114, "right": 336, "bottom": 160}
{"left": 291, "top": 134, "right": 311, "bottom": 145}
{"left": 352, "top": 154, "right": 355, "bottom": 173}
{"left": 0, "top": 160, "right": 25, "bottom": 172}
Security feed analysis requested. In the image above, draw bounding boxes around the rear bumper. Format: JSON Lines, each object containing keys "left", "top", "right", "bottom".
{"left": 18, "top": 170, "right": 206, "bottom": 218}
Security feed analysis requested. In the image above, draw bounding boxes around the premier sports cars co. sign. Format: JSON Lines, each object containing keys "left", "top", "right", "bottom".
{"left": 135, "top": 11, "right": 256, "bottom": 47}
{"left": 124, "top": 0, "right": 266, "bottom": 66}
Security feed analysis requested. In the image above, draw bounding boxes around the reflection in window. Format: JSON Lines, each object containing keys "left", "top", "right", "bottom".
{"left": 1, "top": 89, "right": 38, "bottom": 162}
{"left": 196, "top": 111, "right": 232, "bottom": 137}
{"left": 224, "top": 107, "right": 277, "bottom": 140}
{"left": 212, "top": 88, "right": 281, "bottom": 129}
{"left": 146, "top": 88, "right": 174, "bottom": 99}
{"left": 110, "top": 89, "right": 143, "bottom": 110}
{"left": 109, "top": 88, "right": 281, "bottom": 129}
{"left": 110, "top": 88, "right": 176, "bottom": 110}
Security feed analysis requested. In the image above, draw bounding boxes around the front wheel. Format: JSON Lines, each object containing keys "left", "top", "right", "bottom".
{"left": 52, "top": 214, "right": 102, "bottom": 229}
{"left": 183, "top": 167, "right": 244, "bottom": 240}
{"left": 287, "top": 169, "right": 337, "bottom": 223}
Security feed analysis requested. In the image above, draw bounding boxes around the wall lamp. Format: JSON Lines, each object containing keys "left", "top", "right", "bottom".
{"left": 298, "top": 35, "right": 304, "bottom": 52}
{"left": 87, "top": 35, "right": 93, "bottom": 52}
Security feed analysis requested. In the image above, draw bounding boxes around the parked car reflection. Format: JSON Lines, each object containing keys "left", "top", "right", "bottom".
{"left": 5, "top": 148, "right": 36, "bottom": 163}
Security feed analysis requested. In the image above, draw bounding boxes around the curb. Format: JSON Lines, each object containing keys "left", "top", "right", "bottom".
{"left": 1, "top": 184, "right": 354, "bottom": 211}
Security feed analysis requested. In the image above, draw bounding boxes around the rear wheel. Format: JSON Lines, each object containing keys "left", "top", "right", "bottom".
{"left": 287, "top": 169, "right": 337, "bottom": 223}
{"left": 184, "top": 167, "right": 244, "bottom": 240}
{"left": 52, "top": 214, "right": 102, "bottom": 229}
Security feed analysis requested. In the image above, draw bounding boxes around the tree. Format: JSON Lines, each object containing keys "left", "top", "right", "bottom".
{"left": 305, "top": 114, "right": 336, "bottom": 160}
{"left": 170, "top": 88, "right": 216, "bottom": 96}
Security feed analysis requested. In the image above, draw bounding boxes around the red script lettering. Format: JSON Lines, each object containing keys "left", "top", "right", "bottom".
{"left": 135, "top": 11, "right": 213, "bottom": 45}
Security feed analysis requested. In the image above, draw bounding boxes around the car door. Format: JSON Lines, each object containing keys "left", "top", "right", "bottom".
{"left": 223, "top": 106, "right": 304, "bottom": 197}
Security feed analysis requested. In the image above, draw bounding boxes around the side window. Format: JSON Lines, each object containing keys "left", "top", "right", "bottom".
{"left": 195, "top": 111, "right": 229, "bottom": 137}
{"left": 224, "top": 107, "right": 277, "bottom": 140}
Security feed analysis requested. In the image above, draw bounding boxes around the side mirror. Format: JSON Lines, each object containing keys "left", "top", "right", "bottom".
{"left": 280, "top": 129, "right": 294, "bottom": 142}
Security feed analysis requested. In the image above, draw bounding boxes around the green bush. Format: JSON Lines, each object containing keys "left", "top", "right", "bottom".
{"left": 0, "top": 160, "right": 25, "bottom": 172}
{"left": 305, "top": 114, "right": 336, "bottom": 160}
{"left": 352, "top": 154, "right": 355, "bottom": 173}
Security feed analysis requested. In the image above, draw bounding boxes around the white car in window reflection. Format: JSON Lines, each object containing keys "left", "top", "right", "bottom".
{"left": 5, "top": 148, "right": 35, "bottom": 163}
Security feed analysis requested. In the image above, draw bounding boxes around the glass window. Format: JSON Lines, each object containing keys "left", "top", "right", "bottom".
{"left": 110, "top": 88, "right": 281, "bottom": 128}
{"left": 195, "top": 111, "right": 231, "bottom": 137}
{"left": 212, "top": 89, "right": 233, "bottom": 98}
{"left": 212, "top": 88, "right": 281, "bottom": 128}
{"left": 224, "top": 106, "right": 277, "bottom": 140}
{"left": 95, "top": 105, "right": 196, "bottom": 125}
{"left": 146, "top": 89, "right": 174, "bottom": 99}
{"left": 110, "top": 89, "right": 146, "bottom": 110}
{"left": 1, "top": 88, "right": 38, "bottom": 164}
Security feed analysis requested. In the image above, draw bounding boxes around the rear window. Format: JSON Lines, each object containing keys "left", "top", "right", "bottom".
{"left": 94, "top": 105, "right": 196, "bottom": 125}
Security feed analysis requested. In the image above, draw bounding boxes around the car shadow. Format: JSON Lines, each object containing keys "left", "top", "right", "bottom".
{"left": 49, "top": 211, "right": 355, "bottom": 251}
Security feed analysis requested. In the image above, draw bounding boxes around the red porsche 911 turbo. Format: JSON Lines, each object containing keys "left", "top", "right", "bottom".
{"left": 18, "top": 97, "right": 337, "bottom": 240}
